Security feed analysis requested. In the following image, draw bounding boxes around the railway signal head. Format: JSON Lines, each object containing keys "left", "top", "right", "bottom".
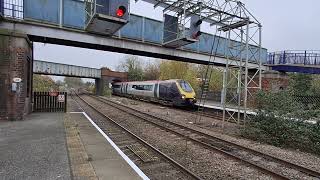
{"left": 116, "top": 6, "right": 126, "bottom": 17}
{"left": 190, "top": 15, "right": 202, "bottom": 40}
{"left": 109, "top": 0, "right": 129, "bottom": 19}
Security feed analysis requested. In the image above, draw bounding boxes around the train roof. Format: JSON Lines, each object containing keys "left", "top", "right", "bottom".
{"left": 113, "top": 79, "right": 183, "bottom": 84}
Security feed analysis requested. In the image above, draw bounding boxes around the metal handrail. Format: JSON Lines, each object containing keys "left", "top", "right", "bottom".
{"left": 267, "top": 51, "right": 320, "bottom": 66}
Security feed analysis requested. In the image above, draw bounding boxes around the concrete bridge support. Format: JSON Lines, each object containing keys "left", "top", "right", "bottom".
{"left": 95, "top": 78, "right": 103, "bottom": 96}
{"left": 0, "top": 30, "right": 33, "bottom": 121}
{"left": 95, "top": 68, "right": 128, "bottom": 96}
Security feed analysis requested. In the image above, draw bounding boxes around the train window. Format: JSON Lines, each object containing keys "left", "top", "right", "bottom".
{"left": 179, "top": 80, "right": 193, "bottom": 92}
{"left": 113, "top": 85, "right": 121, "bottom": 88}
{"left": 132, "top": 85, "right": 153, "bottom": 91}
{"left": 144, "top": 85, "right": 153, "bottom": 91}
{"left": 137, "top": 85, "right": 144, "bottom": 90}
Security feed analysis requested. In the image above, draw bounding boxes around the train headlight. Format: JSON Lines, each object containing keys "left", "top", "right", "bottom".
{"left": 182, "top": 95, "right": 186, "bottom": 99}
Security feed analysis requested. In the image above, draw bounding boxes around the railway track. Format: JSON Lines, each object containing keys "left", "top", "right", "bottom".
{"left": 90, "top": 94, "right": 320, "bottom": 180}
{"left": 71, "top": 93, "right": 202, "bottom": 180}
{"left": 112, "top": 94, "right": 234, "bottom": 123}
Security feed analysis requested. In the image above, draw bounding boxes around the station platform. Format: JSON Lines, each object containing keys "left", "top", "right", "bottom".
{"left": 0, "top": 107, "right": 148, "bottom": 179}
{"left": 196, "top": 100, "right": 256, "bottom": 115}
{"left": 0, "top": 113, "right": 71, "bottom": 179}
{"left": 66, "top": 111, "right": 147, "bottom": 180}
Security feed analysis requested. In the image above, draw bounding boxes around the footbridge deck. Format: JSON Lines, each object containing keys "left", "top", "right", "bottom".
{"left": 0, "top": 0, "right": 268, "bottom": 70}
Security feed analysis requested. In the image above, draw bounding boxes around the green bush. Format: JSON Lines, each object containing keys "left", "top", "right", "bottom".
{"left": 103, "top": 86, "right": 112, "bottom": 97}
{"left": 241, "top": 91, "right": 320, "bottom": 155}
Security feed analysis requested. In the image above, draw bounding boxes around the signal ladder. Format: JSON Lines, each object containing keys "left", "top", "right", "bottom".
{"left": 196, "top": 62, "right": 215, "bottom": 124}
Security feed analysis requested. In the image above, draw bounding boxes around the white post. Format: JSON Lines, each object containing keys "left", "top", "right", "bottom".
{"left": 59, "top": 0, "right": 63, "bottom": 28}
{"left": 244, "top": 20, "right": 250, "bottom": 122}
{"left": 258, "top": 24, "right": 262, "bottom": 89}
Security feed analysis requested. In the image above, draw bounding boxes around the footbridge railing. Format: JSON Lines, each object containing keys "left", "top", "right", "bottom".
{"left": 268, "top": 51, "right": 320, "bottom": 66}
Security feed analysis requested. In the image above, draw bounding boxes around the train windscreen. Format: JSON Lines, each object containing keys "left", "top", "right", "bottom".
{"left": 179, "top": 80, "right": 193, "bottom": 92}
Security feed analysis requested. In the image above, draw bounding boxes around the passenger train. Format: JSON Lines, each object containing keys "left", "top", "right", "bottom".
{"left": 112, "top": 79, "right": 197, "bottom": 107}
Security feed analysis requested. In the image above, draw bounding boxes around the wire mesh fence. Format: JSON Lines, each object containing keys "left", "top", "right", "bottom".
{"left": 3, "top": 0, "right": 23, "bottom": 19}
{"left": 293, "top": 95, "right": 320, "bottom": 110}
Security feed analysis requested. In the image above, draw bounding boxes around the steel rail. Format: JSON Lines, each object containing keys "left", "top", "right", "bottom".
{"left": 72, "top": 93, "right": 203, "bottom": 180}
{"left": 93, "top": 95, "right": 320, "bottom": 179}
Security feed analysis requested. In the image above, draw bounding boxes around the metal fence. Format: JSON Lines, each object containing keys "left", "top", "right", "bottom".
{"left": 33, "top": 92, "right": 67, "bottom": 112}
{"left": 294, "top": 95, "right": 320, "bottom": 110}
{"left": 3, "top": 0, "right": 23, "bottom": 19}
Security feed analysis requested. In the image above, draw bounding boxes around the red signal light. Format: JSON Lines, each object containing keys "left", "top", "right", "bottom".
{"left": 116, "top": 6, "right": 126, "bottom": 17}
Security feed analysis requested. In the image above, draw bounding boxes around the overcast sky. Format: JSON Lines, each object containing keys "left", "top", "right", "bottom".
{"left": 34, "top": 0, "right": 320, "bottom": 71}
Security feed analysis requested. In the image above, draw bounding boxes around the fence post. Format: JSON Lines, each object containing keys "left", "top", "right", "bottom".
{"left": 0, "top": 0, "right": 3, "bottom": 18}
{"left": 64, "top": 92, "right": 67, "bottom": 112}
{"left": 304, "top": 51, "right": 307, "bottom": 65}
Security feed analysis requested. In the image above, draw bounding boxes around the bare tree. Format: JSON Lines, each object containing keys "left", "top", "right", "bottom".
{"left": 143, "top": 60, "right": 160, "bottom": 80}
{"left": 117, "top": 55, "right": 144, "bottom": 81}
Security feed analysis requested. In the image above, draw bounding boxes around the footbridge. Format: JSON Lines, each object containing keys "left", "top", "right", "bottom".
{"left": 33, "top": 60, "right": 127, "bottom": 95}
{"left": 0, "top": 0, "right": 268, "bottom": 69}
{"left": 33, "top": 60, "right": 101, "bottom": 79}
{"left": 267, "top": 51, "right": 320, "bottom": 74}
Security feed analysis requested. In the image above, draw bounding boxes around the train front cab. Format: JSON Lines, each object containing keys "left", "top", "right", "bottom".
{"left": 158, "top": 80, "right": 196, "bottom": 107}
{"left": 176, "top": 80, "right": 196, "bottom": 106}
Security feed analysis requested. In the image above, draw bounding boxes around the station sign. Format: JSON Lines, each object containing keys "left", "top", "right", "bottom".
{"left": 49, "top": 92, "right": 58, "bottom": 97}
{"left": 13, "top": 78, "right": 22, "bottom": 83}
{"left": 57, "top": 94, "right": 65, "bottom": 103}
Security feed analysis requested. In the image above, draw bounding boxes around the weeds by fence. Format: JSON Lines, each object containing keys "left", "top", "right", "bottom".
{"left": 242, "top": 91, "right": 320, "bottom": 155}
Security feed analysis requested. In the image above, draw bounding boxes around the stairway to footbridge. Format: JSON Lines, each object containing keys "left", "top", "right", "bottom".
{"left": 267, "top": 51, "right": 320, "bottom": 74}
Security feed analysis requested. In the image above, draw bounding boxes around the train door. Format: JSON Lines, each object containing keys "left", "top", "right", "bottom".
{"left": 159, "top": 83, "right": 168, "bottom": 100}
{"left": 125, "top": 84, "right": 128, "bottom": 94}
{"left": 169, "top": 83, "right": 180, "bottom": 99}
{"left": 154, "top": 83, "right": 158, "bottom": 98}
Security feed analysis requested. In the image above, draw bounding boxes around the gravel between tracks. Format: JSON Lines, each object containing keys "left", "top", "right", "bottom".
{"left": 104, "top": 95, "right": 320, "bottom": 174}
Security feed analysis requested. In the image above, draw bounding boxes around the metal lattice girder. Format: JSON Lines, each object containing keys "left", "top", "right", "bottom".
{"left": 136, "top": 0, "right": 260, "bottom": 28}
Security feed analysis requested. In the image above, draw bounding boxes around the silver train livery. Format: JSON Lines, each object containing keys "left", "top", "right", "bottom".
{"left": 112, "top": 79, "right": 196, "bottom": 107}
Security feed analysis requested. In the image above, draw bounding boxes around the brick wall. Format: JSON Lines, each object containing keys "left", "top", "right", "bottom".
{"left": 246, "top": 71, "right": 289, "bottom": 108}
{"left": 260, "top": 71, "right": 289, "bottom": 92}
{"left": 0, "top": 32, "right": 32, "bottom": 121}
{"left": 101, "top": 68, "right": 128, "bottom": 82}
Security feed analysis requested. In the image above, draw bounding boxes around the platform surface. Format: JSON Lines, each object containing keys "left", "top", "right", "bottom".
{"left": 196, "top": 100, "right": 255, "bottom": 115}
{"left": 67, "top": 97, "right": 147, "bottom": 180}
{"left": 0, "top": 113, "right": 71, "bottom": 180}
{"left": 68, "top": 112, "right": 145, "bottom": 180}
